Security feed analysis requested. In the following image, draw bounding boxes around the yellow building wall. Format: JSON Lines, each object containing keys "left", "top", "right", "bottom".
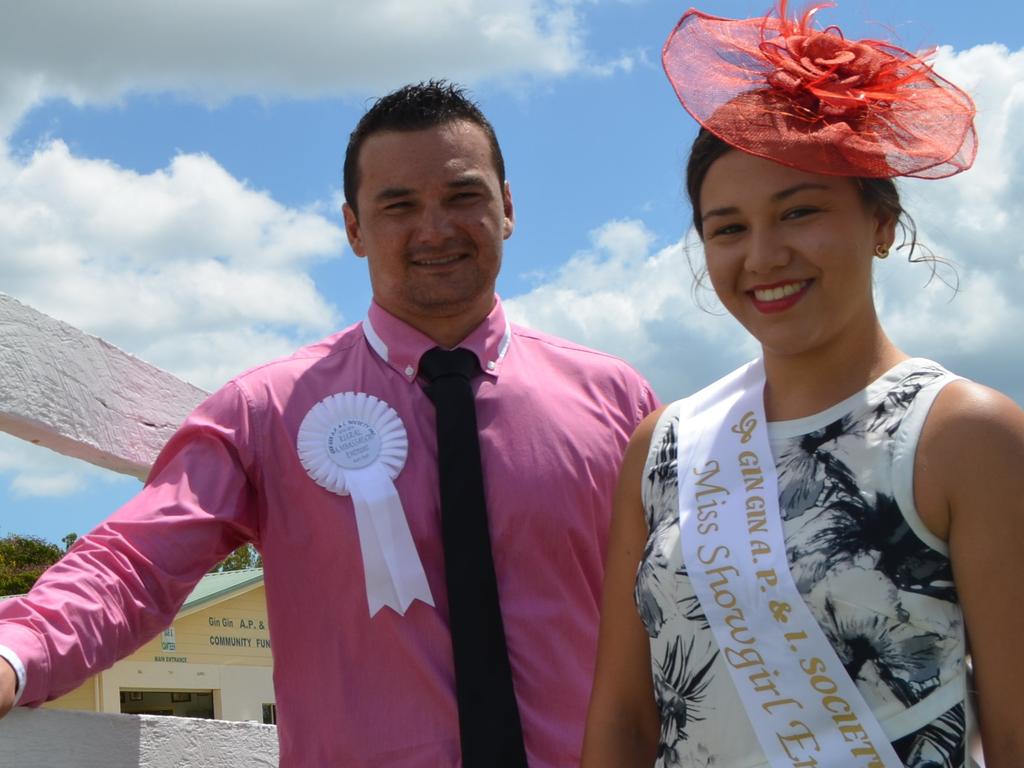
{"left": 45, "top": 584, "right": 273, "bottom": 720}
{"left": 43, "top": 678, "right": 96, "bottom": 712}
{"left": 125, "top": 586, "right": 272, "bottom": 667}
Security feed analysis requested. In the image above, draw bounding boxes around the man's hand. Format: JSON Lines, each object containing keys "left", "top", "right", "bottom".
{"left": 0, "top": 658, "right": 17, "bottom": 718}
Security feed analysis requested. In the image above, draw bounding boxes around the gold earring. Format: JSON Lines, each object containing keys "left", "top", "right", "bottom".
{"left": 874, "top": 244, "right": 889, "bottom": 259}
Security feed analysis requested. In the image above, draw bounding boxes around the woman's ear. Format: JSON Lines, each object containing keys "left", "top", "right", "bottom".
{"left": 874, "top": 206, "right": 898, "bottom": 253}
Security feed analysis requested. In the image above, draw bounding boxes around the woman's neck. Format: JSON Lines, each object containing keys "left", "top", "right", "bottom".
{"left": 761, "top": 323, "right": 907, "bottom": 422}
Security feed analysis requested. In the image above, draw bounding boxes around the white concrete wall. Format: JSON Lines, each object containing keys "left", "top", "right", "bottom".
{"left": 0, "top": 707, "right": 278, "bottom": 768}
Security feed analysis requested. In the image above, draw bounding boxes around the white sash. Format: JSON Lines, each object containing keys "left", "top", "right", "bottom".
{"left": 676, "top": 359, "right": 902, "bottom": 768}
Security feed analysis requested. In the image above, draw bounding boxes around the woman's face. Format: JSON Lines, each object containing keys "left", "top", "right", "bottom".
{"left": 699, "top": 151, "right": 894, "bottom": 359}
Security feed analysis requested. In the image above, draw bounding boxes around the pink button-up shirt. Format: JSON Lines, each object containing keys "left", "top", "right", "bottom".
{"left": 0, "top": 299, "right": 657, "bottom": 766}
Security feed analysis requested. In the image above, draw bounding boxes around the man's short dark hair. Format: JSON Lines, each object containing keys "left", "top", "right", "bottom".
{"left": 343, "top": 80, "right": 506, "bottom": 215}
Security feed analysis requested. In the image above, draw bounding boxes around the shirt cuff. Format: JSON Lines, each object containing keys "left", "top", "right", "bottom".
{"left": 0, "top": 644, "right": 26, "bottom": 706}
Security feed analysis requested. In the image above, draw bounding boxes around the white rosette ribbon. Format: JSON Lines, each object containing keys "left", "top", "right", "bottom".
{"left": 297, "top": 392, "right": 434, "bottom": 616}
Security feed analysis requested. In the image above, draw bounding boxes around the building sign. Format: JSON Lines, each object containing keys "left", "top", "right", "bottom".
{"left": 208, "top": 614, "right": 273, "bottom": 651}
{"left": 161, "top": 627, "right": 177, "bottom": 652}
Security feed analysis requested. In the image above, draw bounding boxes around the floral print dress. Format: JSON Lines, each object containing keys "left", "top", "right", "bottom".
{"left": 637, "top": 359, "right": 970, "bottom": 767}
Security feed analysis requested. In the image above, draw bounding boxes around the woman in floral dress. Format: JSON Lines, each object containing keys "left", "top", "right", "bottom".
{"left": 582, "top": 4, "right": 1023, "bottom": 767}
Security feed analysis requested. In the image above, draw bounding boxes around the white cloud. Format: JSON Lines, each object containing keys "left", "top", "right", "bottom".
{"left": 0, "top": 136, "right": 340, "bottom": 497}
{"left": 0, "top": 433, "right": 130, "bottom": 499}
{"left": 0, "top": 0, "right": 586, "bottom": 124}
{"left": 508, "top": 43, "right": 1024, "bottom": 405}
{"left": 10, "top": 473, "right": 86, "bottom": 498}
{"left": 875, "top": 44, "right": 1024, "bottom": 398}
{"left": 0, "top": 74, "right": 45, "bottom": 139}
{"left": 587, "top": 53, "right": 637, "bottom": 78}
{"left": 1, "top": 140, "right": 345, "bottom": 390}
{"left": 0, "top": 137, "right": 344, "bottom": 492}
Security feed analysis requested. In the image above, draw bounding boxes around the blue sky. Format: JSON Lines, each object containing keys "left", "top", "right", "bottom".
{"left": 2, "top": 0, "right": 1022, "bottom": 545}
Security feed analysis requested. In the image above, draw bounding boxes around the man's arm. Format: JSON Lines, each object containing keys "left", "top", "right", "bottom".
{"left": 0, "top": 380, "right": 259, "bottom": 709}
{"left": 582, "top": 408, "right": 664, "bottom": 767}
{"left": 0, "top": 657, "right": 17, "bottom": 718}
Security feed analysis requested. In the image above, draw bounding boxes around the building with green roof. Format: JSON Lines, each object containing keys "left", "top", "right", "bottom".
{"left": 38, "top": 568, "right": 275, "bottom": 723}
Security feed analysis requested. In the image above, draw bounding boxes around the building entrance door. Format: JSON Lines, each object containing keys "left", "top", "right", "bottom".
{"left": 120, "top": 689, "right": 215, "bottom": 719}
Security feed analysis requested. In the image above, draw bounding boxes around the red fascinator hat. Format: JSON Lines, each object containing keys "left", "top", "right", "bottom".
{"left": 662, "top": 1, "right": 977, "bottom": 178}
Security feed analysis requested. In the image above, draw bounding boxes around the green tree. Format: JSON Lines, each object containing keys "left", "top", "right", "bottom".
{"left": 210, "top": 543, "right": 263, "bottom": 573}
{"left": 0, "top": 534, "right": 64, "bottom": 596}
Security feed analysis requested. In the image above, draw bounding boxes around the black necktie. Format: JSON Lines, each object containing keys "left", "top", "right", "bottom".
{"left": 419, "top": 347, "right": 528, "bottom": 768}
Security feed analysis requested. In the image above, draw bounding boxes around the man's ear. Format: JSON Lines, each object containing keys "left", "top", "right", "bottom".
{"left": 502, "top": 180, "right": 515, "bottom": 241}
{"left": 343, "top": 202, "right": 366, "bottom": 258}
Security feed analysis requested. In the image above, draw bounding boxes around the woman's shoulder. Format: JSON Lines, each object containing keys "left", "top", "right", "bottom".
{"left": 633, "top": 404, "right": 671, "bottom": 443}
{"left": 925, "top": 378, "right": 1024, "bottom": 446}
{"left": 915, "top": 378, "right": 1024, "bottom": 535}
{"left": 629, "top": 402, "right": 683, "bottom": 461}
{"left": 921, "top": 378, "right": 1024, "bottom": 487}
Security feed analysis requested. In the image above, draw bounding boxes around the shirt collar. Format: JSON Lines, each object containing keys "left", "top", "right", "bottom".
{"left": 363, "top": 298, "right": 512, "bottom": 383}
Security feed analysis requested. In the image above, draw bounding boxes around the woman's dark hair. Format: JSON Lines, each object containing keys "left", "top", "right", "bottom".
{"left": 684, "top": 128, "right": 919, "bottom": 257}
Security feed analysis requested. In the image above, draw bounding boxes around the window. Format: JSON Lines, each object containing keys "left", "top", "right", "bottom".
{"left": 262, "top": 703, "right": 277, "bottom": 725}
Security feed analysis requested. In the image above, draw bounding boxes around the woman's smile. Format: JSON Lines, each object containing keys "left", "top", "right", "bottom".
{"left": 749, "top": 279, "right": 813, "bottom": 313}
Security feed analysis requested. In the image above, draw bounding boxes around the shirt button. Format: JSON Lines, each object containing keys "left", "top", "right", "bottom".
{"left": 487, "top": 361, "right": 496, "bottom": 371}
{"left": 404, "top": 365, "right": 415, "bottom": 377}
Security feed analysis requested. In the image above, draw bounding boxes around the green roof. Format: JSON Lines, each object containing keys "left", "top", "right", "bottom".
{"left": 181, "top": 568, "right": 264, "bottom": 613}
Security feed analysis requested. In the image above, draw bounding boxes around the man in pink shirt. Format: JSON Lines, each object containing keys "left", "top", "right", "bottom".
{"left": 0, "top": 81, "right": 657, "bottom": 766}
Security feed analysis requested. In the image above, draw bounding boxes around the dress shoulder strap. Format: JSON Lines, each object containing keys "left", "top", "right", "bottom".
{"left": 890, "top": 364, "right": 963, "bottom": 556}
{"left": 640, "top": 400, "right": 682, "bottom": 530}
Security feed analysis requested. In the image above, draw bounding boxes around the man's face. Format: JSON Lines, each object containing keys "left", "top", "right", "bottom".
{"left": 343, "top": 120, "right": 514, "bottom": 342}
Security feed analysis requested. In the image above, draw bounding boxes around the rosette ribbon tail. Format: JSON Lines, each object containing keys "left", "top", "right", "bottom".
{"left": 347, "top": 464, "right": 435, "bottom": 617}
